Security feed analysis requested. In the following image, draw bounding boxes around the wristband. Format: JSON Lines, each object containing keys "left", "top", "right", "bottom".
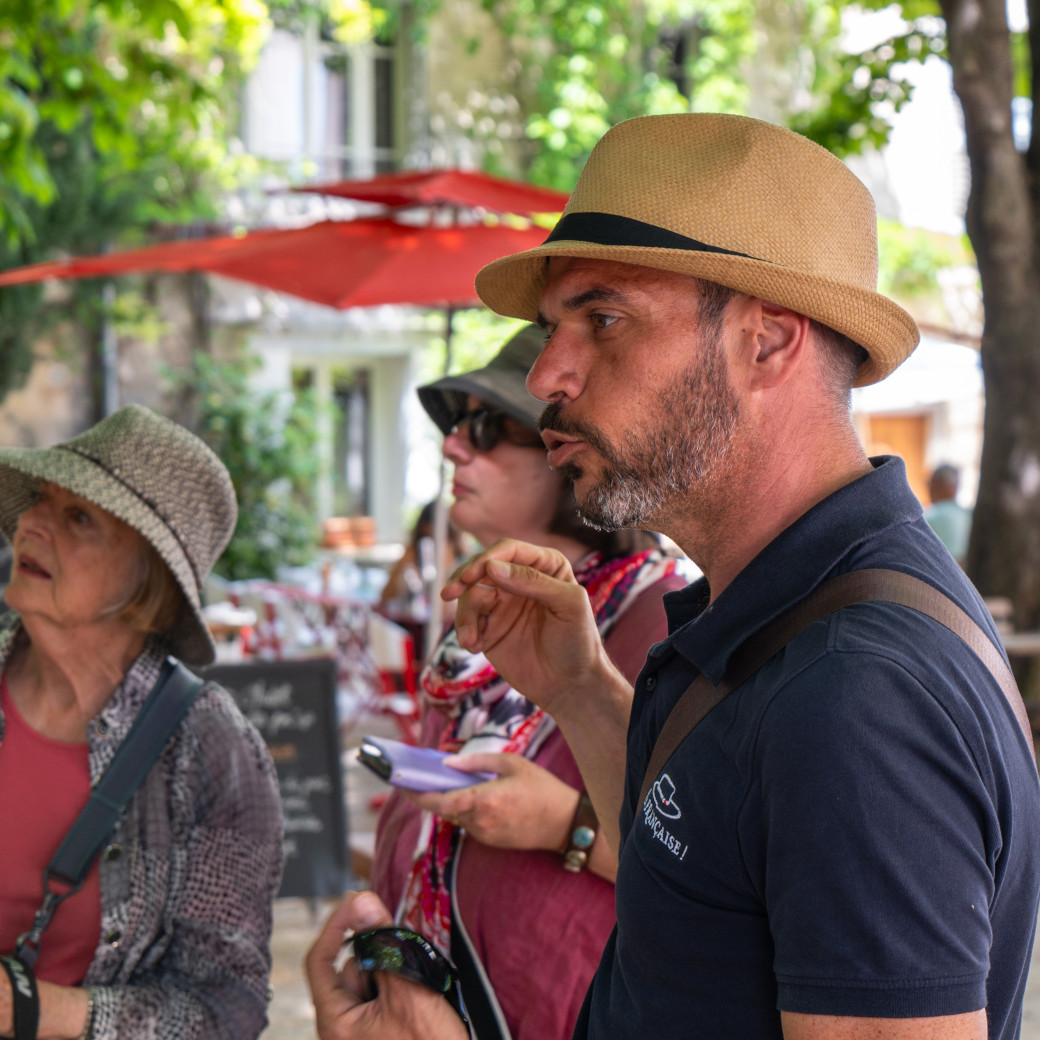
{"left": 562, "top": 789, "right": 598, "bottom": 872}
{"left": 0, "top": 954, "right": 39, "bottom": 1040}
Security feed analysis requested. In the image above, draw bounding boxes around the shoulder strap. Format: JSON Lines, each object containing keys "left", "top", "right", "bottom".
{"left": 15, "top": 659, "right": 203, "bottom": 967}
{"left": 638, "top": 569, "right": 1033, "bottom": 811}
{"left": 449, "top": 839, "right": 512, "bottom": 1040}
{"left": 50, "top": 659, "right": 204, "bottom": 883}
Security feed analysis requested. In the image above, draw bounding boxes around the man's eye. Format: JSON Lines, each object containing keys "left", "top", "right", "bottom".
{"left": 70, "top": 508, "right": 92, "bottom": 526}
{"left": 590, "top": 313, "right": 618, "bottom": 330}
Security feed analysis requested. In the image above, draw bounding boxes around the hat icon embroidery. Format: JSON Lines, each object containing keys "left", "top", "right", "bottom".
{"left": 652, "top": 774, "right": 681, "bottom": 820}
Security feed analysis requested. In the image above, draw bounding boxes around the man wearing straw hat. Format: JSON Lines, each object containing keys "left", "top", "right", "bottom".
{"left": 307, "top": 115, "right": 1040, "bottom": 1040}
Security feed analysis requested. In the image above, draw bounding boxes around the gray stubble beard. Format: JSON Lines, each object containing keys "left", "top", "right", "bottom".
{"left": 541, "top": 334, "right": 739, "bottom": 532}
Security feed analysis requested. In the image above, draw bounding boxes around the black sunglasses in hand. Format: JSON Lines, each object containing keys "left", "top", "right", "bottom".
{"left": 449, "top": 407, "right": 545, "bottom": 453}
{"left": 350, "top": 926, "right": 471, "bottom": 1031}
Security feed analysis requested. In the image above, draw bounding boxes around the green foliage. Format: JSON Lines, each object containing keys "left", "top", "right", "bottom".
{"left": 0, "top": 0, "right": 378, "bottom": 404}
{"left": 418, "top": 310, "right": 528, "bottom": 385}
{"left": 477, "top": 0, "right": 692, "bottom": 191}
{"left": 0, "top": 284, "right": 46, "bottom": 395}
{"left": 1010, "top": 30, "right": 1030, "bottom": 99}
{"left": 0, "top": 0, "right": 276, "bottom": 403}
{"left": 170, "top": 351, "right": 324, "bottom": 581}
{"left": 380, "top": 0, "right": 949, "bottom": 191}
{"left": 0, "top": 0, "right": 269, "bottom": 249}
{"left": 789, "top": 14, "right": 947, "bottom": 157}
{"left": 877, "top": 218, "right": 971, "bottom": 301}
{"left": 267, "top": 0, "right": 386, "bottom": 43}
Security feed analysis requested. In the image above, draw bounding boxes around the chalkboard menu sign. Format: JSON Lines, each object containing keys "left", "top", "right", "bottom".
{"left": 205, "top": 657, "right": 351, "bottom": 899}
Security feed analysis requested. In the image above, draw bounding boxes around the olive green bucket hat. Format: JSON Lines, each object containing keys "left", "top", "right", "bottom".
{"left": 0, "top": 404, "right": 237, "bottom": 665}
{"left": 417, "top": 323, "right": 546, "bottom": 435}
{"left": 475, "top": 113, "right": 920, "bottom": 387}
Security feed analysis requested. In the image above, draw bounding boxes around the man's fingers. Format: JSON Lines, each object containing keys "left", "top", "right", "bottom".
{"left": 306, "top": 891, "right": 398, "bottom": 1037}
{"left": 454, "top": 558, "right": 591, "bottom": 646}
{"left": 305, "top": 891, "right": 393, "bottom": 994}
{"left": 374, "top": 972, "right": 471, "bottom": 1040}
{"left": 441, "top": 539, "right": 573, "bottom": 602}
{"left": 334, "top": 891, "right": 393, "bottom": 934}
{"left": 483, "top": 557, "right": 585, "bottom": 609}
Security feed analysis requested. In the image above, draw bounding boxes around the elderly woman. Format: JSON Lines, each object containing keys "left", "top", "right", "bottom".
{"left": 356, "top": 326, "right": 686, "bottom": 1040}
{"left": 0, "top": 405, "right": 283, "bottom": 1040}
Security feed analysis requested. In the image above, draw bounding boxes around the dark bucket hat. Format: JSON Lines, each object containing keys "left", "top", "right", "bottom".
{"left": 417, "top": 324, "right": 546, "bottom": 435}
{"left": 0, "top": 404, "right": 237, "bottom": 665}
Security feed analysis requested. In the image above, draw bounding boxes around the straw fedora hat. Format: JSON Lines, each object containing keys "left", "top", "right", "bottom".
{"left": 417, "top": 323, "right": 546, "bottom": 435}
{"left": 475, "top": 113, "right": 919, "bottom": 387}
{"left": 0, "top": 404, "right": 237, "bottom": 665}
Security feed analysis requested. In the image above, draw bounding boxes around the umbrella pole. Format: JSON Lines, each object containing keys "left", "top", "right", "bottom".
{"left": 424, "top": 305, "right": 457, "bottom": 661}
{"left": 443, "top": 304, "right": 456, "bottom": 375}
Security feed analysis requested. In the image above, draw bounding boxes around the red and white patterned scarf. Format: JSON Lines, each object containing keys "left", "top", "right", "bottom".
{"left": 397, "top": 549, "right": 678, "bottom": 953}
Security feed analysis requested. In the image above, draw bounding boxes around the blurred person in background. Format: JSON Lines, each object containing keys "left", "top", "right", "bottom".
{"left": 0, "top": 405, "right": 283, "bottom": 1040}
{"left": 924, "top": 463, "right": 973, "bottom": 566}
{"left": 378, "top": 499, "right": 467, "bottom": 621}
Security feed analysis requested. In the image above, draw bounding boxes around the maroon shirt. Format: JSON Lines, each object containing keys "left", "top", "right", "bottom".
{"left": 0, "top": 675, "right": 101, "bottom": 983}
{"left": 372, "top": 570, "right": 686, "bottom": 1040}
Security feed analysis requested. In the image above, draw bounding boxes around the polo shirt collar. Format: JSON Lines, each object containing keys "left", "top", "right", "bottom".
{"left": 660, "top": 456, "right": 923, "bottom": 683}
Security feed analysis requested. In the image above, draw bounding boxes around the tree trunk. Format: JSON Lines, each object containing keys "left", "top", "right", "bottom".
{"left": 82, "top": 305, "right": 112, "bottom": 425}
{"left": 940, "top": 0, "right": 1040, "bottom": 695}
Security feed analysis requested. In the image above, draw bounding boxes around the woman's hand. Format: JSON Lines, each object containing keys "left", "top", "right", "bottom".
{"left": 305, "top": 892, "right": 468, "bottom": 1040}
{"left": 406, "top": 752, "right": 578, "bottom": 853}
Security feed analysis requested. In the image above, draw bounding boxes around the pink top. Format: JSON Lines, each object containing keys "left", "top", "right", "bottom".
{"left": 372, "top": 571, "right": 686, "bottom": 1040}
{"left": 0, "top": 675, "right": 101, "bottom": 984}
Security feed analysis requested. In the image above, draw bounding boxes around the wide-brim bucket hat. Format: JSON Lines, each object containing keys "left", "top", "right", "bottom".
{"left": 0, "top": 404, "right": 237, "bottom": 665}
{"left": 475, "top": 113, "right": 919, "bottom": 387}
{"left": 417, "top": 323, "right": 546, "bottom": 434}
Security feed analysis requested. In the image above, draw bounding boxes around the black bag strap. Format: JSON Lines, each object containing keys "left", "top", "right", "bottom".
{"left": 449, "top": 837, "right": 510, "bottom": 1040}
{"left": 638, "top": 568, "right": 1034, "bottom": 810}
{"left": 15, "top": 659, "right": 203, "bottom": 967}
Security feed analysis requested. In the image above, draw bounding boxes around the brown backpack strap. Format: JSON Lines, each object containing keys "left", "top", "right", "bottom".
{"left": 638, "top": 568, "right": 1034, "bottom": 810}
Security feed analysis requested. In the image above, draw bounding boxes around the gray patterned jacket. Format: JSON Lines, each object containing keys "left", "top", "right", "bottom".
{"left": 0, "top": 615, "right": 285, "bottom": 1039}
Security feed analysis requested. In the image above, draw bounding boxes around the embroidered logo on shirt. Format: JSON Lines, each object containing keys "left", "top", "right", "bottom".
{"left": 652, "top": 774, "right": 681, "bottom": 819}
{"left": 642, "top": 772, "right": 689, "bottom": 861}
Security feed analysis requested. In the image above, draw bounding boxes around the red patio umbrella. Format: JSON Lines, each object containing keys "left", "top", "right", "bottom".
{"left": 292, "top": 168, "right": 569, "bottom": 217}
{"left": 0, "top": 218, "right": 551, "bottom": 309}
{"left": 0, "top": 173, "right": 568, "bottom": 660}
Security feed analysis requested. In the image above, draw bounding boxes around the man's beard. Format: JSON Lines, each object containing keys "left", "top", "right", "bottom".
{"left": 539, "top": 334, "right": 739, "bottom": 531}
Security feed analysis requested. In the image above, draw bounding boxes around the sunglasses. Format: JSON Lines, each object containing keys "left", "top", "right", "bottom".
{"left": 350, "top": 927, "right": 470, "bottom": 1030}
{"left": 449, "top": 407, "right": 545, "bottom": 453}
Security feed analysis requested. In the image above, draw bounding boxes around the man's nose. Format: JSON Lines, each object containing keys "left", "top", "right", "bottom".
{"left": 526, "top": 330, "right": 584, "bottom": 404}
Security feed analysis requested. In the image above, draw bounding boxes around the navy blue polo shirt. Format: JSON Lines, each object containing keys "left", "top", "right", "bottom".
{"left": 575, "top": 457, "right": 1040, "bottom": 1040}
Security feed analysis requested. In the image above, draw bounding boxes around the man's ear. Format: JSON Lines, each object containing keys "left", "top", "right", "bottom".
{"left": 743, "top": 299, "right": 811, "bottom": 390}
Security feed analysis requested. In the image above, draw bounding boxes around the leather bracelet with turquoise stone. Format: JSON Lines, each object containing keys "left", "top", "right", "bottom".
{"left": 562, "top": 789, "right": 598, "bottom": 872}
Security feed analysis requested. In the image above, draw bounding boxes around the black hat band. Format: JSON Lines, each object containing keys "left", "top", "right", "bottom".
{"left": 544, "top": 212, "right": 762, "bottom": 261}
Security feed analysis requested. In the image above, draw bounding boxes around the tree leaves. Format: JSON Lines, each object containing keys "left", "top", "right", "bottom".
{"left": 168, "top": 350, "right": 324, "bottom": 581}
{"left": 0, "top": 0, "right": 268, "bottom": 250}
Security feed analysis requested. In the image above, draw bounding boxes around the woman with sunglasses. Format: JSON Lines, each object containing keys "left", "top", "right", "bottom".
{"left": 363, "top": 325, "right": 687, "bottom": 1040}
